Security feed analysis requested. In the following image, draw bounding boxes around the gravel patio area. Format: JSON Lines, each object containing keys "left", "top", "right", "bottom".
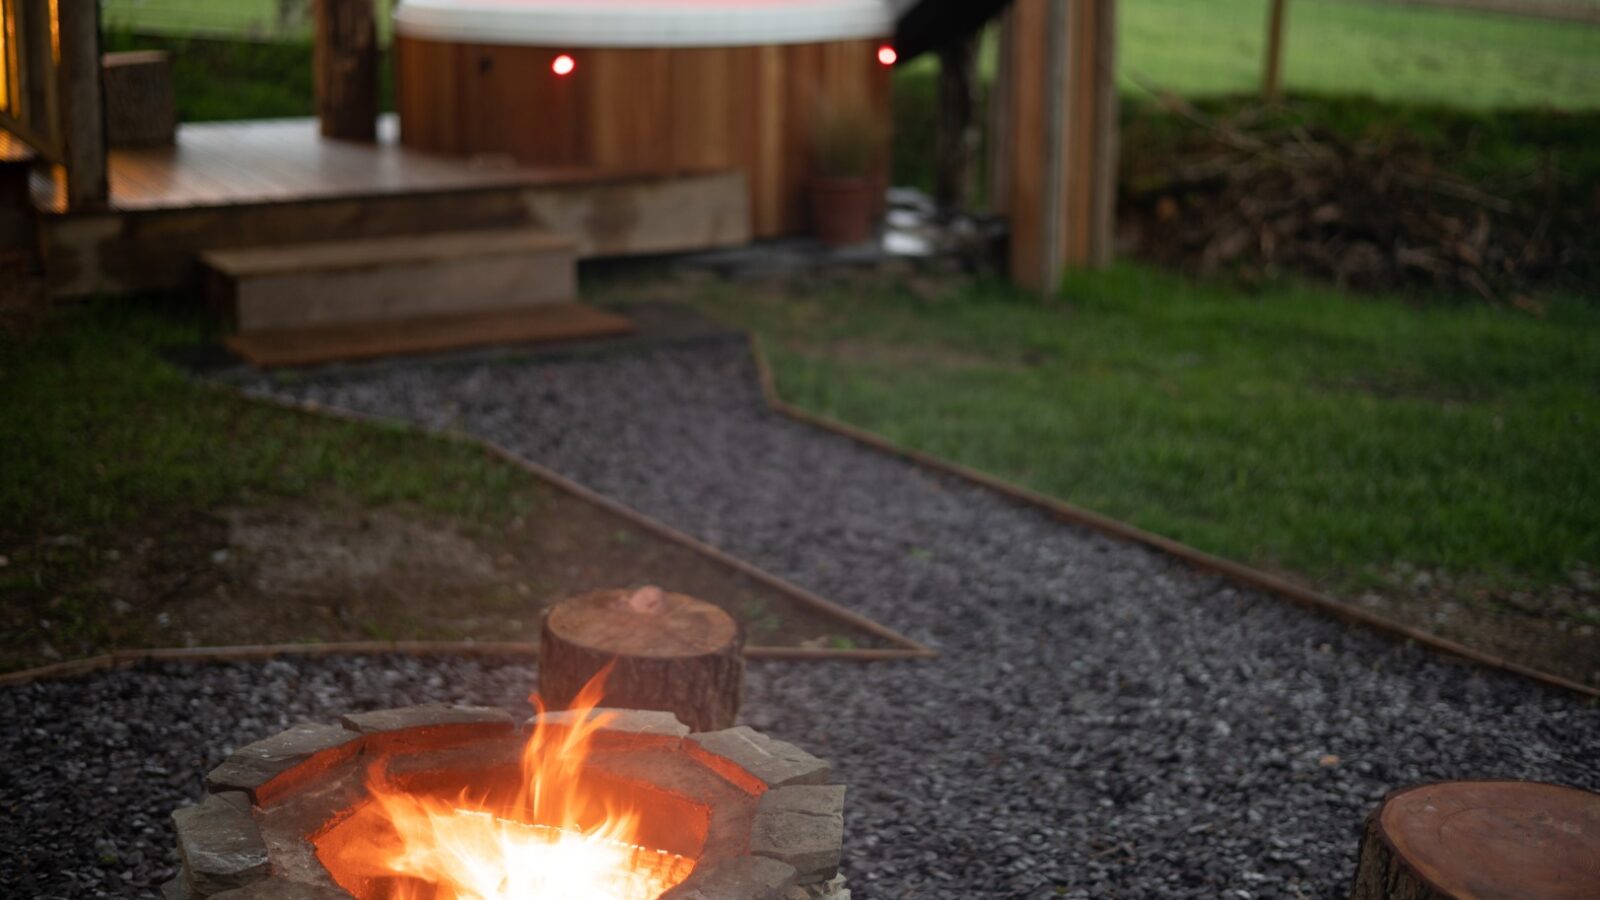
{"left": 5, "top": 335, "right": 1596, "bottom": 899}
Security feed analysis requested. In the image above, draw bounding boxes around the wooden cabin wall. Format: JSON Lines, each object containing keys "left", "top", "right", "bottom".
{"left": 396, "top": 37, "right": 892, "bottom": 238}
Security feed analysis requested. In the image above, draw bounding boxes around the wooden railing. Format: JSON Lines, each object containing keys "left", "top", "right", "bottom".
{"left": 0, "top": 0, "right": 64, "bottom": 161}
{"left": 0, "top": 0, "right": 104, "bottom": 208}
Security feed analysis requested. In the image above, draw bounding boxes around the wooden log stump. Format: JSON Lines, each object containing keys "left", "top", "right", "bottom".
{"left": 1350, "top": 780, "right": 1600, "bottom": 900}
{"left": 539, "top": 587, "right": 744, "bottom": 732}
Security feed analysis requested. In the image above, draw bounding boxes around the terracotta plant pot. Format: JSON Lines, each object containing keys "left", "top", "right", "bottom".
{"left": 808, "top": 175, "right": 878, "bottom": 247}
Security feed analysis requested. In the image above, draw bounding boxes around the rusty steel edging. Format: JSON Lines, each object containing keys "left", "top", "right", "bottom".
{"left": 0, "top": 640, "right": 933, "bottom": 688}
{"left": 744, "top": 333, "right": 1600, "bottom": 703}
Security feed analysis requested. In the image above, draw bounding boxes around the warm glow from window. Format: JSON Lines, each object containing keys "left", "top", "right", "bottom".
{"left": 877, "top": 44, "right": 897, "bottom": 67}
{"left": 552, "top": 53, "right": 576, "bottom": 77}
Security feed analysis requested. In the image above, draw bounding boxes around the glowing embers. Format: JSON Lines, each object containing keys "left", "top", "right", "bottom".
{"left": 876, "top": 44, "right": 897, "bottom": 67}
{"left": 373, "top": 812, "right": 694, "bottom": 900}
{"left": 552, "top": 53, "right": 577, "bottom": 77}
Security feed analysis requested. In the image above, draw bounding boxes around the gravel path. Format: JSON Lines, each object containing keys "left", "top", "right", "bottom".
{"left": 5, "top": 338, "right": 1596, "bottom": 899}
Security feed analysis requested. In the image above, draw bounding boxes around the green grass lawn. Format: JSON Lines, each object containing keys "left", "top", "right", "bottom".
{"left": 1120, "top": 0, "right": 1600, "bottom": 110}
{"left": 671, "top": 266, "right": 1599, "bottom": 598}
{"left": 107, "top": 0, "right": 1600, "bottom": 112}
{"left": 0, "top": 301, "right": 530, "bottom": 543}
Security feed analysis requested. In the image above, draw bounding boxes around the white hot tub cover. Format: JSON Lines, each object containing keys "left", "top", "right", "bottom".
{"left": 395, "top": 0, "right": 898, "bottom": 48}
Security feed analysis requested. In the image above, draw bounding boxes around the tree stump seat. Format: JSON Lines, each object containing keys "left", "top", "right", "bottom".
{"left": 1350, "top": 780, "right": 1600, "bottom": 900}
{"left": 539, "top": 587, "right": 744, "bottom": 732}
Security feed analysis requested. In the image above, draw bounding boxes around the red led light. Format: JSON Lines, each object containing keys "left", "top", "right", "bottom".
{"left": 552, "top": 54, "right": 576, "bottom": 77}
{"left": 877, "top": 45, "right": 897, "bottom": 67}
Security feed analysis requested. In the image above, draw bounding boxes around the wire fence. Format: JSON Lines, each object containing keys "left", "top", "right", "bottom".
{"left": 99, "top": 0, "right": 1600, "bottom": 110}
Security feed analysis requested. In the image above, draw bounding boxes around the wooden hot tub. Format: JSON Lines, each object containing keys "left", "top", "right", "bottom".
{"left": 393, "top": 0, "right": 896, "bottom": 238}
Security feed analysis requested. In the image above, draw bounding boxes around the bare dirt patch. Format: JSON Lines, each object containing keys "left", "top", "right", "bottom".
{"left": 1, "top": 485, "right": 894, "bottom": 673}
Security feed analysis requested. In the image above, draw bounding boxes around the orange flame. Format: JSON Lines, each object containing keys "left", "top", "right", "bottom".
{"left": 363, "top": 667, "right": 695, "bottom": 899}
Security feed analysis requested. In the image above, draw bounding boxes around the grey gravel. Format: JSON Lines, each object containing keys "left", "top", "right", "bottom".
{"left": 5, "top": 338, "right": 1597, "bottom": 899}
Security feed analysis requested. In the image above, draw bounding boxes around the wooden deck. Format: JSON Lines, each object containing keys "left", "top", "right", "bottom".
{"left": 32, "top": 116, "right": 603, "bottom": 214}
{"left": 31, "top": 116, "right": 751, "bottom": 297}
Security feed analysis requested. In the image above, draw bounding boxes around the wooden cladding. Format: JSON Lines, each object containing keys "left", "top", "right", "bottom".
{"left": 395, "top": 36, "right": 891, "bottom": 238}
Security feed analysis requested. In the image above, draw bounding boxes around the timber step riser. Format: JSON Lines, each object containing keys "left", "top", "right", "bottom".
{"left": 204, "top": 229, "right": 577, "bottom": 333}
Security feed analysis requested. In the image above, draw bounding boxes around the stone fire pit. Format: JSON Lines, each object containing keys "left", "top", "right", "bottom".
{"left": 166, "top": 704, "right": 848, "bottom": 899}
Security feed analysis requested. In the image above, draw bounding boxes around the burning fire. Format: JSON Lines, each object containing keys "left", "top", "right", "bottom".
{"left": 362, "top": 668, "right": 695, "bottom": 899}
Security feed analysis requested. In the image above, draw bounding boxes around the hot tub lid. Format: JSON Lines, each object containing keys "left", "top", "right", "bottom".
{"left": 394, "top": 0, "right": 897, "bottom": 48}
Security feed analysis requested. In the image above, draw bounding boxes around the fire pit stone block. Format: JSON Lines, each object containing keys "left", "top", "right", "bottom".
{"left": 537, "top": 706, "right": 692, "bottom": 749}
{"left": 172, "top": 791, "right": 270, "bottom": 896}
{"left": 209, "top": 879, "right": 352, "bottom": 899}
{"left": 205, "top": 722, "right": 361, "bottom": 804}
{"left": 749, "top": 784, "right": 847, "bottom": 884}
{"left": 663, "top": 855, "right": 799, "bottom": 900}
{"left": 181, "top": 707, "right": 850, "bottom": 899}
{"left": 689, "top": 726, "right": 832, "bottom": 794}
{"left": 339, "top": 703, "right": 515, "bottom": 753}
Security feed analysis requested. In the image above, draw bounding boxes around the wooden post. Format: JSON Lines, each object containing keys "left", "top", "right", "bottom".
{"left": 1263, "top": 0, "right": 1288, "bottom": 100}
{"left": 540, "top": 587, "right": 744, "bottom": 732}
{"left": 997, "top": 0, "right": 1119, "bottom": 292}
{"left": 313, "top": 0, "right": 378, "bottom": 141}
{"left": 1350, "top": 781, "right": 1600, "bottom": 900}
{"left": 56, "top": 0, "right": 107, "bottom": 210}
{"left": 19, "top": 0, "right": 60, "bottom": 144}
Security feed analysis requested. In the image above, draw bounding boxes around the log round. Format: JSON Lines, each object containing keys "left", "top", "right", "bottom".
{"left": 539, "top": 586, "right": 744, "bottom": 732}
{"left": 1349, "top": 780, "right": 1600, "bottom": 900}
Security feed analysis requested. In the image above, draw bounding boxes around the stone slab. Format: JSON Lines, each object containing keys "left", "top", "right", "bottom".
{"left": 205, "top": 723, "right": 361, "bottom": 805}
{"left": 688, "top": 727, "right": 831, "bottom": 794}
{"left": 750, "top": 785, "right": 847, "bottom": 884}
{"left": 340, "top": 703, "right": 516, "bottom": 754}
{"left": 663, "top": 855, "right": 798, "bottom": 900}
{"left": 534, "top": 707, "right": 690, "bottom": 749}
{"left": 340, "top": 703, "right": 515, "bottom": 735}
{"left": 209, "top": 879, "right": 352, "bottom": 900}
{"left": 172, "top": 791, "right": 270, "bottom": 897}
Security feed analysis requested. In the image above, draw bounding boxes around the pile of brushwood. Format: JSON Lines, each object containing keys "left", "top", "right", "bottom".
{"left": 1119, "top": 96, "right": 1597, "bottom": 303}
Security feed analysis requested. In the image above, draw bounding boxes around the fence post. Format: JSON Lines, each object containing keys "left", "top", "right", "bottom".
{"left": 1263, "top": 0, "right": 1288, "bottom": 99}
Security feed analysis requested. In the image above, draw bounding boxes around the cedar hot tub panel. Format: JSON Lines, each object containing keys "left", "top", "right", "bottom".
{"left": 393, "top": 1, "right": 894, "bottom": 238}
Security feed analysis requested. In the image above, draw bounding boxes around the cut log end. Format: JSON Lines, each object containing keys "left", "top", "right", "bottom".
{"left": 1350, "top": 780, "right": 1600, "bottom": 900}
{"left": 539, "top": 587, "right": 744, "bottom": 732}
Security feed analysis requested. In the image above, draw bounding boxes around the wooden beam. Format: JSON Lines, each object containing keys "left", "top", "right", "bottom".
{"left": 56, "top": 0, "right": 107, "bottom": 209}
{"left": 1263, "top": 0, "right": 1288, "bottom": 100}
{"left": 313, "top": 0, "right": 378, "bottom": 141}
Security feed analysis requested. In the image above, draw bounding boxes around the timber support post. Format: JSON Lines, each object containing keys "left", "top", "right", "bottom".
{"left": 992, "top": 0, "right": 1119, "bottom": 293}
{"left": 314, "top": 0, "right": 379, "bottom": 141}
{"left": 56, "top": 0, "right": 108, "bottom": 210}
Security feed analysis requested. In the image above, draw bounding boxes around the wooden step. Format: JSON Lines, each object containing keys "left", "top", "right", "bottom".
{"left": 203, "top": 229, "right": 577, "bottom": 334}
{"left": 223, "top": 303, "right": 633, "bottom": 368}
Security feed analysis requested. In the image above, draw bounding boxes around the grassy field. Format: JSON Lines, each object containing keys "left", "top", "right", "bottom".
{"left": 1119, "top": 0, "right": 1600, "bottom": 109}
{"left": 106, "top": 0, "right": 1600, "bottom": 111}
{"left": 662, "top": 267, "right": 1599, "bottom": 598}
